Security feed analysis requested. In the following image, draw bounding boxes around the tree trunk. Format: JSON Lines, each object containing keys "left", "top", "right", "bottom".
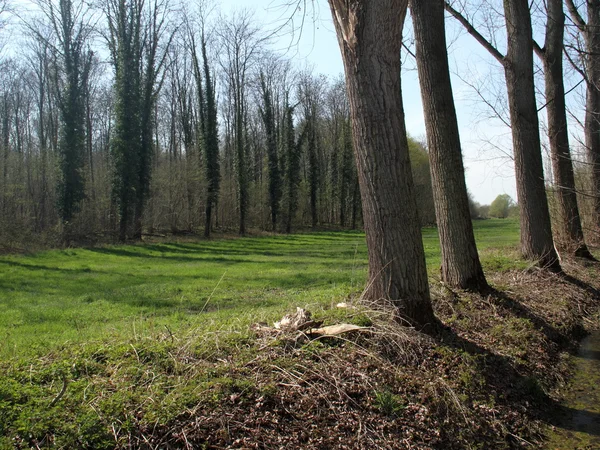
{"left": 328, "top": 0, "right": 435, "bottom": 327}
{"left": 410, "top": 0, "right": 488, "bottom": 291}
{"left": 539, "top": 0, "right": 593, "bottom": 259}
{"left": 504, "top": 0, "right": 561, "bottom": 270}
{"left": 582, "top": 1, "right": 600, "bottom": 239}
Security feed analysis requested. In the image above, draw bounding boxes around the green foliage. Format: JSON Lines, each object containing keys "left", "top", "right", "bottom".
{"left": 373, "top": 390, "right": 406, "bottom": 417}
{"left": 489, "top": 194, "right": 515, "bottom": 219}
{"left": 107, "top": 0, "right": 168, "bottom": 240}
{"left": 259, "top": 73, "right": 281, "bottom": 231}
{"left": 52, "top": 0, "right": 93, "bottom": 224}
{"left": 191, "top": 31, "right": 220, "bottom": 237}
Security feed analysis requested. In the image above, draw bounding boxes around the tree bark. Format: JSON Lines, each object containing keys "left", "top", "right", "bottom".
{"left": 503, "top": 0, "right": 561, "bottom": 270}
{"left": 566, "top": 0, "right": 600, "bottom": 239}
{"left": 410, "top": 0, "right": 488, "bottom": 291}
{"left": 328, "top": 0, "right": 435, "bottom": 327}
{"left": 537, "top": 0, "right": 593, "bottom": 259}
{"left": 445, "top": 0, "right": 561, "bottom": 270}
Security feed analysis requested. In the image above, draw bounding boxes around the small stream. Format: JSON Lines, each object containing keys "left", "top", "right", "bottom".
{"left": 547, "top": 332, "right": 600, "bottom": 449}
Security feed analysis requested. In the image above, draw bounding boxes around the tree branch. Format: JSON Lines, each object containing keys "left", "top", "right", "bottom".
{"left": 565, "top": 0, "right": 586, "bottom": 31}
{"left": 533, "top": 39, "right": 544, "bottom": 59}
{"left": 444, "top": 2, "right": 505, "bottom": 65}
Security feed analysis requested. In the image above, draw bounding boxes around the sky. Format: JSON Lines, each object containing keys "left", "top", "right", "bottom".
{"left": 217, "top": 0, "right": 585, "bottom": 206}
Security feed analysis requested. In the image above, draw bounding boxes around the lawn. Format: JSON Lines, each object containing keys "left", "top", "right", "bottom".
{"left": 0, "top": 219, "right": 521, "bottom": 358}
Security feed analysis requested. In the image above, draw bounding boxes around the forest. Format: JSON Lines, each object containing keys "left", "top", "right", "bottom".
{"left": 0, "top": 0, "right": 440, "bottom": 250}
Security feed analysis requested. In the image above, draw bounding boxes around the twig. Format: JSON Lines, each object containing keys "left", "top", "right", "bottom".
{"left": 48, "top": 375, "right": 68, "bottom": 408}
{"left": 201, "top": 271, "right": 227, "bottom": 313}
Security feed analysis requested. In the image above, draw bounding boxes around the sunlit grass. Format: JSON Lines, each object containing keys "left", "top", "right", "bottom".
{"left": 0, "top": 219, "right": 521, "bottom": 357}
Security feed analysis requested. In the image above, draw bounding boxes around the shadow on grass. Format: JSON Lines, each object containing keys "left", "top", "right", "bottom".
{"left": 0, "top": 259, "right": 95, "bottom": 273}
{"left": 487, "top": 287, "right": 572, "bottom": 344}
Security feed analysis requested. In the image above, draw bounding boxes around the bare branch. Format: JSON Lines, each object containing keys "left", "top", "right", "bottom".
{"left": 565, "top": 0, "right": 586, "bottom": 31}
{"left": 444, "top": 1, "right": 505, "bottom": 65}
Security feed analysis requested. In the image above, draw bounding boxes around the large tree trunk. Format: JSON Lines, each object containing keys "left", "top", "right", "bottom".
{"left": 328, "top": 0, "right": 435, "bottom": 327}
{"left": 539, "top": 0, "right": 593, "bottom": 258}
{"left": 504, "top": 0, "right": 561, "bottom": 270}
{"left": 410, "top": 0, "right": 488, "bottom": 291}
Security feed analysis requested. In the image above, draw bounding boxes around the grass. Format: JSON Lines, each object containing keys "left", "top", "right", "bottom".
{"left": 2, "top": 218, "right": 599, "bottom": 448}
{"left": 0, "top": 219, "right": 520, "bottom": 359}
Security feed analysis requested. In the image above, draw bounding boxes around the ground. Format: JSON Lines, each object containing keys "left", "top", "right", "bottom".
{"left": 0, "top": 219, "right": 598, "bottom": 449}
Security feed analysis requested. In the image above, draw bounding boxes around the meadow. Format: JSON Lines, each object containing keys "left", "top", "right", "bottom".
{"left": 0, "top": 219, "right": 521, "bottom": 358}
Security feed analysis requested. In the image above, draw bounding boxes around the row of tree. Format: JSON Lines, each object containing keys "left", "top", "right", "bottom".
{"left": 326, "top": 0, "right": 599, "bottom": 327}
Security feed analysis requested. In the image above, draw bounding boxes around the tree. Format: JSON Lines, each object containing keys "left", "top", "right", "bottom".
{"left": 446, "top": 0, "right": 561, "bottom": 271}
{"left": 259, "top": 71, "right": 281, "bottom": 231}
{"left": 218, "top": 12, "right": 263, "bottom": 235}
{"left": 282, "top": 97, "right": 306, "bottom": 234}
{"left": 533, "top": 0, "right": 593, "bottom": 258}
{"left": 410, "top": 0, "right": 488, "bottom": 291}
{"left": 489, "top": 194, "right": 514, "bottom": 219}
{"left": 327, "top": 0, "right": 435, "bottom": 326}
{"left": 38, "top": 0, "right": 93, "bottom": 227}
{"left": 298, "top": 72, "right": 323, "bottom": 229}
{"left": 190, "top": 20, "right": 220, "bottom": 238}
{"left": 565, "top": 0, "right": 600, "bottom": 240}
{"left": 105, "top": 0, "right": 171, "bottom": 241}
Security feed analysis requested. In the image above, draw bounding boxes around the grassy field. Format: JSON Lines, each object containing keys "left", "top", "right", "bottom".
{"left": 4, "top": 218, "right": 600, "bottom": 449}
{"left": 0, "top": 219, "right": 520, "bottom": 358}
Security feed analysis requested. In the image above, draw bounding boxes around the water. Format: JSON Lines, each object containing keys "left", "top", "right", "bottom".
{"left": 547, "top": 332, "right": 600, "bottom": 449}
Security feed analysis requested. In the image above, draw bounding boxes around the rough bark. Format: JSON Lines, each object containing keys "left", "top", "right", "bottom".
{"left": 410, "top": 0, "right": 488, "bottom": 291}
{"left": 537, "top": 0, "right": 593, "bottom": 258}
{"left": 566, "top": 0, "right": 600, "bottom": 239}
{"left": 328, "top": 0, "right": 435, "bottom": 327}
{"left": 445, "top": 0, "right": 561, "bottom": 270}
{"left": 503, "top": 0, "right": 561, "bottom": 270}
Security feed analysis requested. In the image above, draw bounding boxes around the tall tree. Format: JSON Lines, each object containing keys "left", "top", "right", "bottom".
{"left": 565, "top": 0, "right": 600, "bottom": 239}
{"left": 534, "top": 0, "right": 593, "bottom": 259}
{"left": 327, "top": 0, "right": 435, "bottom": 326}
{"left": 40, "top": 0, "right": 93, "bottom": 226}
{"left": 218, "top": 12, "right": 262, "bottom": 235}
{"left": 298, "top": 73, "right": 322, "bottom": 229}
{"left": 105, "top": 0, "right": 171, "bottom": 241}
{"left": 259, "top": 71, "right": 281, "bottom": 231}
{"left": 190, "top": 22, "right": 220, "bottom": 238}
{"left": 410, "top": 0, "right": 488, "bottom": 291}
{"left": 446, "top": 0, "right": 561, "bottom": 271}
{"left": 282, "top": 98, "right": 305, "bottom": 234}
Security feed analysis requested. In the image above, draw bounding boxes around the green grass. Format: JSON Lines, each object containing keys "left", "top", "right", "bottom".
{"left": 0, "top": 219, "right": 521, "bottom": 358}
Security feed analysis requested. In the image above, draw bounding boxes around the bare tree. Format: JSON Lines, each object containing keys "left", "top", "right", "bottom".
{"left": 446, "top": 0, "right": 561, "bottom": 271}
{"left": 534, "top": 0, "right": 593, "bottom": 259}
{"left": 217, "top": 11, "right": 264, "bottom": 235}
{"left": 565, "top": 0, "right": 600, "bottom": 240}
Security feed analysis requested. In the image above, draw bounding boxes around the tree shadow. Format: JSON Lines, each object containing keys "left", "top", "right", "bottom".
{"left": 487, "top": 287, "right": 572, "bottom": 345}
{"left": 548, "top": 404, "right": 600, "bottom": 438}
{"left": 560, "top": 273, "right": 600, "bottom": 299}
{"left": 0, "top": 259, "right": 94, "bottom": 274}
